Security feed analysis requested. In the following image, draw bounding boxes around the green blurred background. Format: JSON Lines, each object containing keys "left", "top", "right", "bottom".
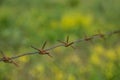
{"left": 0, "top": 0, "right": 120, "bottom": 80}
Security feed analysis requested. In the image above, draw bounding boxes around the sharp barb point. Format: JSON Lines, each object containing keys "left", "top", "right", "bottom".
{"left": 67, "top": 35, "right": 69, "bottom": 43}
{"left": 31, "top": 45, "right": 40, "bottom": 51}
{"left": 42, "top": 41, "right": 47, "bottom": 49}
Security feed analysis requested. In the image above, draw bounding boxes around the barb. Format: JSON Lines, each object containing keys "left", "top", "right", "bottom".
{"left": 58, "top": 36, "right": 75, "bottom": 49}
{"left": 0, "top": 50, "right": 18, "bottom": 67}
{"left": 0, "top": 30, "right": 120, "bottom": 62}
{"left": 84, "top": 33, "right": 93, "bottom": 41}
{"left": 31, "top": 41, "right": 52, "bottom": 58}
{"left": 58, "top": 36, "right": 74, "bottom": 48}
{"left": 93, "top": 30, "right": 106, "bottom": 40}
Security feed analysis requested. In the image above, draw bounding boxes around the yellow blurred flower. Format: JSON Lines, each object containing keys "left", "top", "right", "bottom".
{"left": 90, "top": 44, "right": 105, "bottom": 65}
{"left": 90, "top": 53, "right": 101, "bottom": 65}
{"left": 106, "top": 50, "right": 116, "bottom": 61}
{"left": 59, "top": 12, "right": 93, "bottom": 30}
{"left": 60, "top": 13, "right": 79, "bottom": 28}
{"left": 78, "top": 14, "right": 93, "bottom": 27}
{"left": 36, "top": 65, "right": 44, "bottom": 72}
{"left": 94, "top": 44, "right": 105, "bottom": 54}
{"left": 55, "top": 71, "right": 63, "bottom": 80}
{"left": 50, "top": 11, "right": 93, "bottom": 30}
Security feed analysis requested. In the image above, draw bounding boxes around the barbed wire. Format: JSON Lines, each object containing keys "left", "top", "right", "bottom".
{"left": 0, "top": 30, "right": 120, "bottom": 66}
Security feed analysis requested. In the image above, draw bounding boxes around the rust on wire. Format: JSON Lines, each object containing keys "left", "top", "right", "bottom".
{"left": 58, "top": 36, "right": 74, "bottom": 47}
{"left": 0, "top": 50, "right": 18, "bottom": 67}
{"left": 83, "top": 34, "right": 95, "bottom": 46}
{"left": 93, "top": 30, "right": 106, "bottom": 40}
{"left": 84, "top": 33, "right": 93, "bottom": 41}
{"left": 31, "top": 41, "right": 52, "bottom": 58}
{"left": 113, "top": 30, "right": 120, "bottom": 34}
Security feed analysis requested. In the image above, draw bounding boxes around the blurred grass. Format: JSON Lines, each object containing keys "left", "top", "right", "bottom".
{"left": 0, "top": 0, "right": 120, "bottom": 80}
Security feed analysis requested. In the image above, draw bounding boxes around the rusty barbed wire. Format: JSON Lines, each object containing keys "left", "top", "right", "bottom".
{"left": 0, "top": 30, "right": 120, "bottom": 65}
{"left": 31, "top": 41, "right": 53, "bottom": 58}
{"left": 57, "top": 35, "right": 75, "bottom": 49}
{"left": 0, "top": 50, "right": 19, "bottom": 67}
